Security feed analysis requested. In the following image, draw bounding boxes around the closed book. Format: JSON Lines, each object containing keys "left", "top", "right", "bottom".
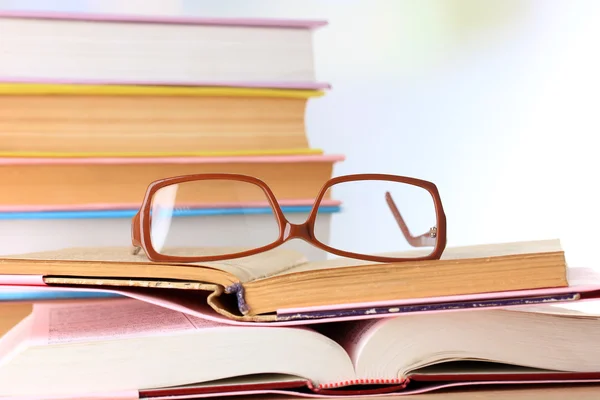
{"left": 0, "top": 203, "right": 339, "bottom": 261}
{"left": 0, "top": 154, "right": 343, "bottom": 208}
{"left": 0, "top": 11, "right": 329, "bottom": 88}
{"left": 0, "top": 84, "right": 324, "bottom": 156}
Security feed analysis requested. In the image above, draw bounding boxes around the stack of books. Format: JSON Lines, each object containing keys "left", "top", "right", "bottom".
{"left": 0, "top": 10, "right": 343, "bottom": 260}
{"left": 2, "top": 239, "right": 600, "bottom": 398}
{"left": 3, "top": 9, "right": 600, "bottom": 400}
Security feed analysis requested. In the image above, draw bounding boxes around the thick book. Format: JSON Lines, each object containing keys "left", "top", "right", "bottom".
{"left": 2, "top": 297, "right": 600, "bottom": 398}
{"left": 0, "top": 240, "right": 568, "bottom": 320}
{"left": 0, "top": 11, "right": 329, "bottom": 88}
{"left": 1, "top": 263, "right": 596, "bottom": 326}
{"left": 0, "top": 84, "right": 324, "bottom": 157}
{"left": 0, "top": 154, "right": 343, "bottom": 208}
{"left": 0, "top": 203, "right": 339, "bottom": 261}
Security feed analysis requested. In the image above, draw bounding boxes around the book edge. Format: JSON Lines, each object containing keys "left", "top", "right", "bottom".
{"left": 0, "top": 205, "right": 341, "bottom": 220}
{"left": 0, "top": 154, "right": 346, "bottom": 165}
{"left": 0, "top": 83, "right": 328, "bottom": 97}
{"left": 0, "top": 10, "right": 329, "bottom": 29}
{"left": 0, "top": 78, "right": 331, "bottom": 90}
{"left": 243, "top": 249, "right": 568, "bottom": 315}
{"left": 0, "top": 149, "right": 325, "bottom": 159}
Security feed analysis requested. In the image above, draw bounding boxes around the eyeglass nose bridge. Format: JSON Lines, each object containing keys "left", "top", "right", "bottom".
{"left": 282, "top": 221, "right": 312, "bottom": 243}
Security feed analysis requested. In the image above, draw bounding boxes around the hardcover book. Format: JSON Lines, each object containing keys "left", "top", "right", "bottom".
{"left": 0, "top": 239, "right": 568, "bottom": 321}
{"left": 0, "top": 84, "right": 325, "bottom": 157}
{"left": 0, "top": 154, "right": 343, "bottom": 209}
{"left": 0, "top": 11, "right": 329, "bottom": 88}
{"left": 0, "top": 203, "right": 339, "bottom": 261}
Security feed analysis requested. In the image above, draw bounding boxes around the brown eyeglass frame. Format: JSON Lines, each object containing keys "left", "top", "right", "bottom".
{"left": 131, "top": 173, "right": 447, "bottom": 264}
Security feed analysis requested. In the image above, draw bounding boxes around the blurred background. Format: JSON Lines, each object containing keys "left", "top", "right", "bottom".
{"left": 1, "top": 0, "right": 598, "bottom": 267}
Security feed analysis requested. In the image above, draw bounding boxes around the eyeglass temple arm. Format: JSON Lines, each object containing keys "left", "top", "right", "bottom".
{"left": 131, "top": 212, "right": 143, "bottom": 255}
{"left": 384, "top": 191, "right": 437, "bottom": 247}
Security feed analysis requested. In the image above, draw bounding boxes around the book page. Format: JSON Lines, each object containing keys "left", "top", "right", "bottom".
{"left": 510, "top": 301, "right": 600, "bottom": 318}
{"left": 3, "top": 246, "right": 308, "bottom": 283}
{"left": 32, "top": 298, "right": 224, "bottom": 345}
{"left": 273, "top": 239, "right": 564, "bottom": 276}
{"left": 0, "top": 315, "right": 34, "bottom": 367}
{"left": 201, "top": 248, "right": 309, "bottom": 282}
{"left": 313, "top": 319, "right": 382, "bottom": 366}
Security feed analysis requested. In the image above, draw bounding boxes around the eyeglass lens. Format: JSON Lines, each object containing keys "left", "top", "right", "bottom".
{"left": 314, "top": 179, "right": 438, "bottom": 258}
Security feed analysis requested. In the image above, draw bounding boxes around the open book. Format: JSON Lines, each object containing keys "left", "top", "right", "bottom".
{"left": 2, "top": 298, "right": 600, "bottom": 398}
{"left": 0, "top": 239, "right": 568, "bottom": 321}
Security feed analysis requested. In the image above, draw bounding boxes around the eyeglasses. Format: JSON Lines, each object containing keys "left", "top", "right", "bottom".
{"left": 130, "top": 173, "right": 447, "bottom": 263}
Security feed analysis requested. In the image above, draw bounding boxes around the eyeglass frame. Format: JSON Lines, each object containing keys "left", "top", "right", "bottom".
{"left": 131, "top": 173, "right": 447, "bottom": 264}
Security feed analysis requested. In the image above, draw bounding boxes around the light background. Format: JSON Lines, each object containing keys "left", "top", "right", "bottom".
{"left": 1, "top": 0, "right": 598, "bottom": 267}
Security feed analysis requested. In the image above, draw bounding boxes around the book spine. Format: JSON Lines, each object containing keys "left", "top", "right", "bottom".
{"left": 275, "top": 293, "right": 581, "bottom": 321}
{"left": 225, "top": 282, "right": 250, "bottom": 315}
{"left": 307, "top": 378, "right": 409, "bottom": 395}
{"left": 316, "top": 378, "right": 406, "bottom": 389}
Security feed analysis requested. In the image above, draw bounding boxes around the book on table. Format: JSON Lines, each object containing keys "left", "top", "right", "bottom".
{"left": 0, "top": 239, "right": 569, "bottom": 322}
{"left": 2, "top": 296, "right": 600, "bottom": 398}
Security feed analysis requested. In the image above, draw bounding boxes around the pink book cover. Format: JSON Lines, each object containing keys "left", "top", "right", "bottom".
{"left": 0, "top": 10, "right": 328, "bottom": 29}
{"left": 0, "top": 11, "right": 331, "bottom": 90}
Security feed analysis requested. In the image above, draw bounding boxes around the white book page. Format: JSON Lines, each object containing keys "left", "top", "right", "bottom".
{"left": 0, "top": 315, "right": 34, "bottom": 367}
{"left": 315, "top": 319, "right": 382, "bottom": 367}
{"left": 31, "top": 298, "right": 224, "bottom": 345}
